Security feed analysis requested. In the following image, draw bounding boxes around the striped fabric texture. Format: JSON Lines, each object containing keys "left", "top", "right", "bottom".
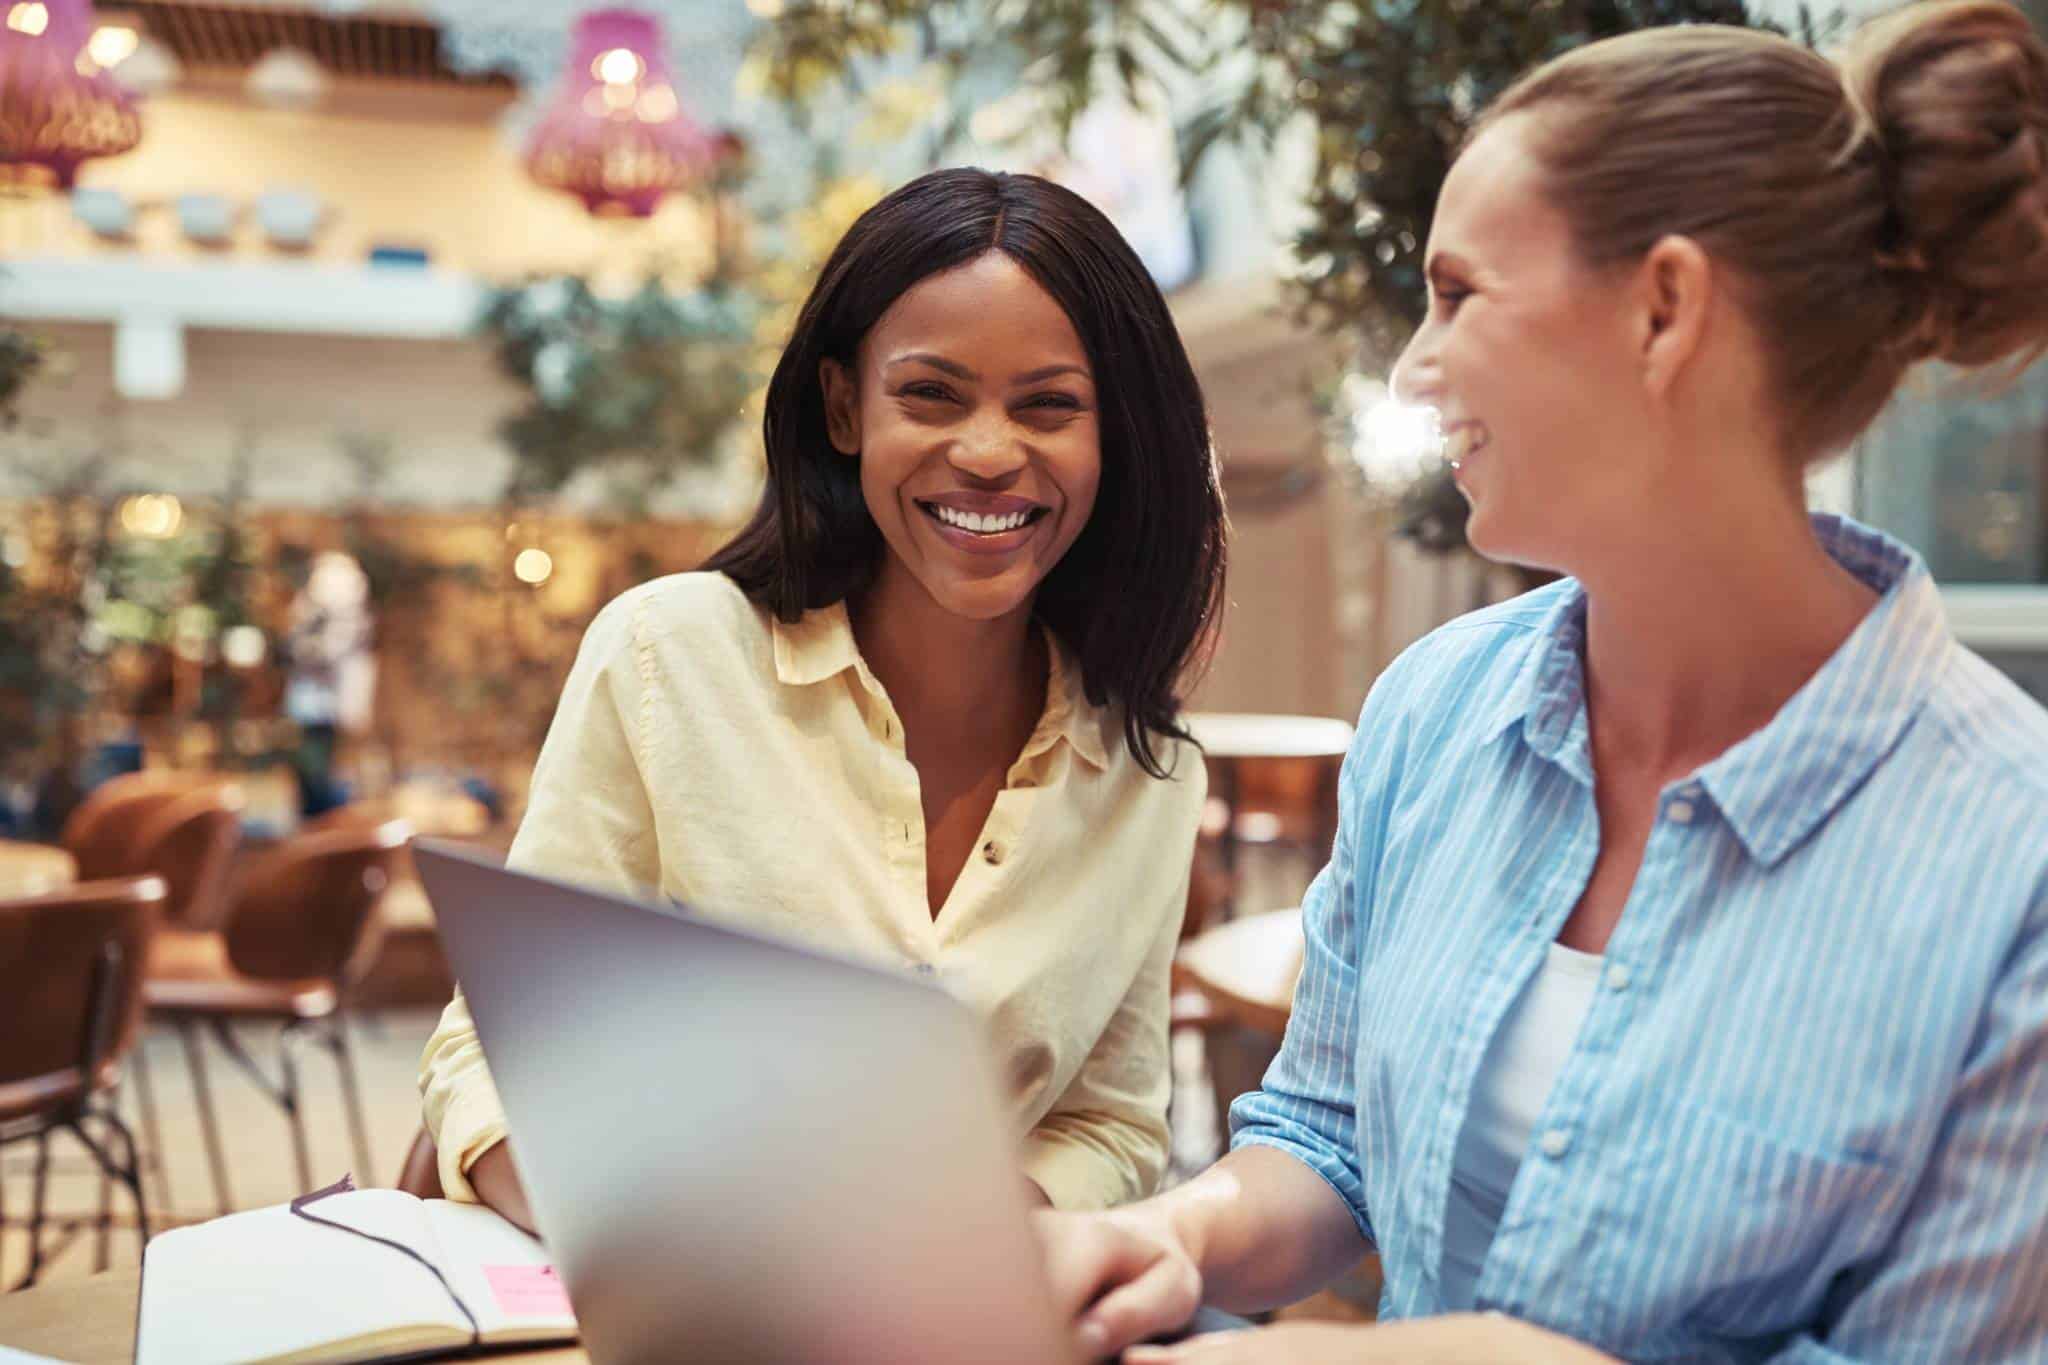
{"left": 1232, "top": 516, "right": 2048, "bottom": 1363}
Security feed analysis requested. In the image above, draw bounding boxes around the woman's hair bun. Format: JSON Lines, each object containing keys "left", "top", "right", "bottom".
{"left": 1845, "top": 0, "right": 2048, "bottom": 370}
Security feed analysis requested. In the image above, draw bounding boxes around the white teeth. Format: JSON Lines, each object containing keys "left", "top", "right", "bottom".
{"left": 1446, "top": 426, "right": 1488, "bottom": 464}
{"left": 930, "top": 505, "right": 1032, "bottom": 534}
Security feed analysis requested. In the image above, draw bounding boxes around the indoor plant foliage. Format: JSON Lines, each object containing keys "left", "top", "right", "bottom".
{"left": 0, "top": 326, "right": 44, "bottom": 428}
{"left": 0, "top": 487, "right": 115, "bottom": 828}
{"left": 479, "top": 276, "right": 761, "bottom": 507}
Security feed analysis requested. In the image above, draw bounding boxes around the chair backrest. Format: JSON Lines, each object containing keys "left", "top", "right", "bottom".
{"left": 0, "top": 876, "right": 165, "bottom": 1117}
{"left": 59, "top": 771, "right": 202, "bottom": 882}
{"left": 395, "top": 1127, "right": 444, "bottom": 1199}
{"left": 223, "top": 820, "right": 410, "bottom": 987}
{"left": 129, "top": 786, "right": 246, "bottom": 932}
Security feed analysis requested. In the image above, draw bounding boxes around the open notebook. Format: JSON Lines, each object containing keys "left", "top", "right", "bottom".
{"left": 136, "top": 1186, "right": 579, "bottom": 1365}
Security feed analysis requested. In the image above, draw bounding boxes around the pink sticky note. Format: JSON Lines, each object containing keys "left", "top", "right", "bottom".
{"left": 483, "top": 1263, "right": 574, "bottom": 1318}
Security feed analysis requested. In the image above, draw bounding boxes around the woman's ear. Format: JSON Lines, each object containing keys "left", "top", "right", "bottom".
{"left": 819, "top": 358, "right": 861, "bottom": 456}
{"left": 1637, "top": 234, "right": 1713, "bottom": 400}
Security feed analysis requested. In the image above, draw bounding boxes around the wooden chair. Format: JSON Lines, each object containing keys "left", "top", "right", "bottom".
{"left": 58, "top": 772, "right": 228, "bottom": 883}
{"left": 106, "top": 787, "right": 246, "bottom": 1218}
{"left": 130, "top": 787, "right": 245, "bottom": 934}
{"left": 0, "top": 876, "right": 165, "bottom": 1289}
{"left": 145, "top": 821, "right": 410, "bottom": 1209}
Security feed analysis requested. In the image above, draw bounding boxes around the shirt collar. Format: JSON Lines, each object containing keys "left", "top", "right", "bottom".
{"left": 770, "top": 603, "right": 1110, "bottom": 771}
{"left": 1488, "top": 515, "right": 1954, "bottom": 867}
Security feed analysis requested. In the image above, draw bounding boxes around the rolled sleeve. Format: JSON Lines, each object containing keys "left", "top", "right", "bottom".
{"left": 1229, "top": 662, "right": 1419, "bottom": 1247}
{"left": 1227, "top": 846, "right": 1373, "bottom": 1241}
{"left": 418, "top": 987, "right": 510, "bottom": 1201}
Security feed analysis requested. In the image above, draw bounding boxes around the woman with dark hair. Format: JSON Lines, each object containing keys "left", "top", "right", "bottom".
{"left": 1037, "top": 3, "right": 2048, "bottom": 1361}
{"left": 420, "top": 168, "right": 1227, "bottom": 1230}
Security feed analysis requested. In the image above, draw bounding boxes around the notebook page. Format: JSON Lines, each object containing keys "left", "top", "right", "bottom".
{"left": 421, "top": 1201, "right": 578, "bottom": 1345}
{"left": 137, "top": 1191, "right": 470, "bottom": 1365}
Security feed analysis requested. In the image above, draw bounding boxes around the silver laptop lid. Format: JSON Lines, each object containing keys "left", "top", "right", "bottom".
{"left": 413, "top": 840, "right": 1073, "bottom": 1365}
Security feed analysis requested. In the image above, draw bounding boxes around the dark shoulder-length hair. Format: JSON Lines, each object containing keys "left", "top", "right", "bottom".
{"left": 703, "top": 167, "right": 1227, "bottom": 779}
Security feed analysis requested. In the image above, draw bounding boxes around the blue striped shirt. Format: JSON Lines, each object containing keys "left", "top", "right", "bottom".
{"left": 1231, "top": 516, "right": 2048, "bottom": 1363}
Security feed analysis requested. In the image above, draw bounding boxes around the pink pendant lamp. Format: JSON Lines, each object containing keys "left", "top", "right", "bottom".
{"left": 523, "top": 8, "right": 716, "bottom": 219}
{"left": 0, "top": 0, "right": 142, "bottom": 189}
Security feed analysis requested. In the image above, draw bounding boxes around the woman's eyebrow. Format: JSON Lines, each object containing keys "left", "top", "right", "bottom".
{"left": 1011, "top": 364, "right": 1090, "bottom": 385}
{"left": 885, "top": 352, "right": 976, "bottom": 380}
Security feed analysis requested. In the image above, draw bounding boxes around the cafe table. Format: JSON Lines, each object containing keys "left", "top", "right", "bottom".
{"left": 1174, "top": 905, "right": 1306, "bottom": 1041}
{"left": 1182, "top": 713, "right": 1352, "bottom": 913}
{"left": 0, "top": 1270, "right": 589, "bottom": 1365}
{"left": 0, "top": 840, "right": 76, "bottom": 900}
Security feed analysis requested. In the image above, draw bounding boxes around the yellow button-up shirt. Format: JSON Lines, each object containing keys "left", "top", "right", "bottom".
{"left": 419, "top": 571, "right": 1205, "bottom": 1210}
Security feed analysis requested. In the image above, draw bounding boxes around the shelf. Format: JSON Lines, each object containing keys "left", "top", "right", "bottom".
{"left": 2, "top": 255, "right": 488, "bottom": 398}
{"left": 1, "top": 254, "right": 485, "bottom": 340}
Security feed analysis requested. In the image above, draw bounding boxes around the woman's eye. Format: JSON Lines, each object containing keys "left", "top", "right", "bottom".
{"left": 901, "top": 382, "right": 955, "bottom": 401}
{"left": 1434, "top": 286, "right": 1470, "bottom": 313}
{"left": 1022, "top": 393, "right": 1081, "bottom": 412}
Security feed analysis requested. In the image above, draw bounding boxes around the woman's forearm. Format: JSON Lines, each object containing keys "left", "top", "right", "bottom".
{"left": 466, "top": 1141, "right": 538, "bottom": 1235}
{"left": 1158, "top": 1145, "right": 1370, "bottom": 1313}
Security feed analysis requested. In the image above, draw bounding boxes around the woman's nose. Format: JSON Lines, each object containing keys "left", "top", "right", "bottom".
{"left": 1389, "top": 327, "right": 1443, "bottom": 407}
{"left": 949, "top": 412, "right": 1027, "bottom": 481}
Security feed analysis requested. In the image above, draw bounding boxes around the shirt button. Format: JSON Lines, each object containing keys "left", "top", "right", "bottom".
{"left": 1605, "top": 963, "right": 1632, "bottom": 992}
{"left": 1666, "top": 799, "right": 1696, "bottom": 825}
{"left": 982, "top": 840, "right": 1006, "bottom": 866}
{"left": 913, "top": 963, "right": 936, "bottom": 977}
{"left": 1540, "top": 1129, "right": 1572, "bottom": 1159}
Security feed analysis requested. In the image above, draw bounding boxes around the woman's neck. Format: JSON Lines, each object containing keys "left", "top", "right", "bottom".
{"left": 849, "top": 562, "right": 1047, "bottom": 744}
{"left": 1574, "top": 487, "right": 1879, "bottom": 780}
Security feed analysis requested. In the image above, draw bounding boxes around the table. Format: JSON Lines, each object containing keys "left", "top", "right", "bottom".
{"left": 1184, "top": 713, "right": 1355, "bottom": 761}
{"left": 0, "top": 841, "right": 76, "bottom": 900}
{"left": 1183, "top": 714, "right": 1353, "bottom": 913}
{"left": 0, "top": 1270, "right": 590, "bottom": 1364}
{"left": 1174, "top": 906, "right": 1305, "bottom": 1040}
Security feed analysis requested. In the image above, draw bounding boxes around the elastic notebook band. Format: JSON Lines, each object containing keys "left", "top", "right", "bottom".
{"left": 290, "top": 1173, "right": 484, "bottom": 1354}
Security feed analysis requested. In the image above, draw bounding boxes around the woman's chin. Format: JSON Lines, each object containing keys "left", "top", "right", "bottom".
{"left": 921, "top": 569, "right": 1040, "bottom": 625}
{"left": 1462, "top": 504, "right": 1522, "bottom": 568}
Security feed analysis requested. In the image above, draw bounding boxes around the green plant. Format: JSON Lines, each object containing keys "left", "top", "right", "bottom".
{"left": 478, "top": 276, "right": 761, "bottom": 508}
{"left": 0, "top": 485, "right": 115, "bottom": 799}
{"left": 0, "top": 326, "right": 43, "bottom": 427}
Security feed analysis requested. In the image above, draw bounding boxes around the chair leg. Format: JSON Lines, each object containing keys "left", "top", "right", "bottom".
{"left": 94, "top": 1094, "right": 114, "bottom": 1273}
{"left": 177, "top": 1018, "right": 235, "bottom": 1216}
{"left": 278, "top": 1024, "right": 313, "bottom": 1195}
{"left": 326, "top": 1015, "right": 375, "bottom": 1183}
{"left": 21, "top": 1129, "right": 50, "bottom": 1289}
{"left": 84, "top": 1109, "right": 151, "bottom": 1251}
{"left": 130, "top": 1035, "right": 173, "bottom": 1214}
{"left": 51, "top": 1112, "right": 153, "bottom": 1273}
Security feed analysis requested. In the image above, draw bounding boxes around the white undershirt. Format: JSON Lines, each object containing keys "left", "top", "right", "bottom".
{"left": 1439, "top": 941, "right": 1605, "bottom": 1310}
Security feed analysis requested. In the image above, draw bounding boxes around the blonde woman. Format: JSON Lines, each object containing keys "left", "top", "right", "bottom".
{"left": 1037, "top": 4, "right": 2048, "bottom": 1361}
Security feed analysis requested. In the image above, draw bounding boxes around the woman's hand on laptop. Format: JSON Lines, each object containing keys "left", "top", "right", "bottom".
{"left": 468, "top": 1141, "right": 539, "bottom": 1235}
{"left": 1036, "top": 1148, "right": 1377, "bottom": 1359}
{"left": 1033, "top": 1205, "right": 1203, "bottom": 1360}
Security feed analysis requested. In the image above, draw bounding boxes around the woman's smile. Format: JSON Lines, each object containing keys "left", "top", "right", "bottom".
{"left": 914, "top": 492, "right": 1054, "bottom": 556}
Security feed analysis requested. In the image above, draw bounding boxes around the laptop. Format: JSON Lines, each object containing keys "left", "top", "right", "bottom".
{"left": 414, "top": 839, "right": 1088, "bottom": 1364}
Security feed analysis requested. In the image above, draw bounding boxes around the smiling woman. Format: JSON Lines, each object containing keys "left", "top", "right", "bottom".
{"left": 712, "top": 167, "right": 1228, "bottom": 778}
{"left": 818, "top": 252, "right": 1103, "bottom": 633}
{"left": 419, "top": 168, "right": 1231, "bottom": 1234}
